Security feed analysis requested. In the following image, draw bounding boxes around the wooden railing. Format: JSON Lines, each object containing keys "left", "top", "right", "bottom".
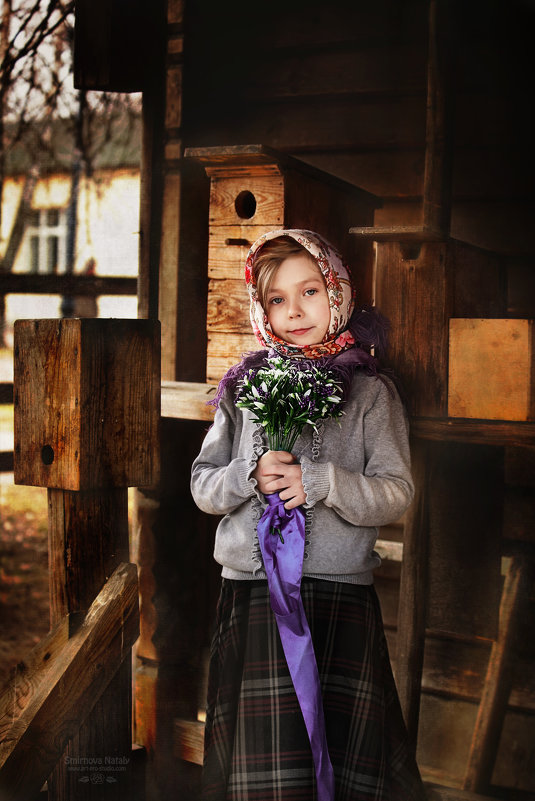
{"left": 0, "top": 318, "right": 160, "bottom": 801}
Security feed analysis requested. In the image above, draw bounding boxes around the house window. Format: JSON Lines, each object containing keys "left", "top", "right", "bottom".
{"left": 26, "top": 208, "right": 67, "bottom": 274}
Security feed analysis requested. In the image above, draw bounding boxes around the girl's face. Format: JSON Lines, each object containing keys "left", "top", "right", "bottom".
{"left": 265, "top": 254, "right": 330, "bottom": 347}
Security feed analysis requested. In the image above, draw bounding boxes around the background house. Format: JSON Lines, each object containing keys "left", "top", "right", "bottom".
{"left": 0, "top": 112, "right": 141, "bottom": 332}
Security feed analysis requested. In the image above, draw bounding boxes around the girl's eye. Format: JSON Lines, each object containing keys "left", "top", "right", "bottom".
{"left": 270, "top": 297, "right": 283, "bottom": 305}
{"left": 305, "top": 288, "right": 317, "bottom": 296}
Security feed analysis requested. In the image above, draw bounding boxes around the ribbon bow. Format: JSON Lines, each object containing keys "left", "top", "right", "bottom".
{"left": 257, "top": 493, "right": 335, "bottom": 801}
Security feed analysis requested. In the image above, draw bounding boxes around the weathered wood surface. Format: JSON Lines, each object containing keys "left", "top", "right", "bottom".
{"left": 374, "top": 239, "right": 506, "bottom": 418}
{"left": 0, "top": 563, "right": 139, "bottom": 801}
{"left": 209, "top": 175, "right": 285, "bottom": 226}
{"left": 421, "top": 0, "right": 454, "bottom": 237}
{"left": 161, "top": 381, "right": 216, "bottom": 421}
{"left": 159, "top": 160, "right": 210, "bottom": 383}
{"left": 138, "top": 42, "right": 166, "bottom": 322}
{"left": 207, "top": 333, "right": 259, "bottom": 385}
{"left": 0, "top": 382, "right": 13, "bottom": 404}
{"left": 174, "top": 719, "right": 205, "bottom": 766}
{"left": 425, "top": 784, "right": 502, "bottom": 801}
{"left": 463, "top": 557, "right": 530, "bottom": 793}
{"left": 185, "top": 144, "right": 380, "bottom": 207}
{"left": 375, "top": 241, "right": 452, "bottom": 417}
{"left": 207, "top": 278, "right": 250, "bottom": 333}
{"left": 448, "top": 319, "right": 535, "bottom": 421}
{"left": 411, "top": 418, "right": 535, "bottom": 448}
{"left": 47, "top": 488, "right": 130, "bottom": 622}
{"left": 0, "top": 273, "right": 137, "bottom": 296}
{"left": 395, "top": 437, "right": 429, "bottom": 745}
{"left": 208, "top": 225, "right": 274, "bottom": 279}
{"left": 426, "top": 441, "right": 502, "bottom": 640}
{"left": 14, "top": 318, "right": 160, "bottom": 490}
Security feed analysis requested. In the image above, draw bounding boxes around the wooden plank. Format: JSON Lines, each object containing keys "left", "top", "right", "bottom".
{"left": 426, "top": 441, "right": 502, "bottom": 641}
{"left": 160, "top": 172, "right": 182, "bottom": 380}
{"left": 0, "top": 273, "right": 137, "bottom": 295}
{"left": 463, "top": 558, "right": 530, "bottom": 793}
{"left": 207, "top": 278, "right": 250, "bottom": 333}
{"left": 186, "top": 144, "right": 379, "bottom": 205}
{"left": 237, "top": 42, "right": 426, "bottom": 100}
{"left": 191, "top": 95, "right": 427, "bottom": 152}
{"left": 351, "top": 225, "right": 442, "bottom": 241}
{"left": 395, "top": 437, "right": 429, "bottom": 745}
{"left": 208, "top": 225, "right": 274, "bottom": 279}
{"left": 0, "top": 382, "right": 13, "bottom": 404}
{"left": 424, "top": 783, "right": 503, "bottom": 801}
{"left": 207, "top": 332, "right": 259, "bottom": 385}
{"left": 0, "top": 451, "right": 13, "bottom": 472}
{"left": 421, "top": 0, "right": 454, "bottom": 237}
{"left": 0, "top": 563, "right": 139, "bottom": 801}
{"left": 375, "top": 241, "right": 452, "bottom": 417}
{"left": 209, "top": 175, "right": 284, "bottom": 227}
{"left": 174, "top": 719, "right": 204, "bottom": 766}
{"left": 138, "top": 70, "right": 166, "bottom": 321}
{"left": 505, "top": 445, "right": 535, "bottom": 488}
{"left": 448, "top": 320, "right": 535, "bottom": 421}
{"left": 174, "top": 159, "right": 211, "bottom": 384}
{"left": 47, "top": 488, "right": 130, "bottom": 623}
{"left": 161, "top": 381, "right": 216, "bottom": 421}
{"left": 411, "top": 418, "right": 535, "bottom": 448}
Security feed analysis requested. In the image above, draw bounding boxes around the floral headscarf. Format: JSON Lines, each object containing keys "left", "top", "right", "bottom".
{"left": 245, "top": 229, "right": 356, "bottom": 360}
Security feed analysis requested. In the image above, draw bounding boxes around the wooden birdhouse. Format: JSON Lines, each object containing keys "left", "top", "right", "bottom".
{"left": 14, "top": 318, "right": 160, "bottom": 491}
{"left": 185, "top": 144, "right": 380, "bottom": 383}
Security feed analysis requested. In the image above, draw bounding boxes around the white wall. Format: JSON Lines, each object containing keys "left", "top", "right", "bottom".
{"left": 3, "top": 167, "right": 140, "bottom": 325}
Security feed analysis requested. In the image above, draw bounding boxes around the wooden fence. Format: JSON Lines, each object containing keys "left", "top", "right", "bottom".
{"left": 0, "top": 317, "right": 159, "bottom": 801}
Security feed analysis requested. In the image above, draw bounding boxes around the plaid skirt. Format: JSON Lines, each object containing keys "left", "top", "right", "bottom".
{"left": 202, "top": 578, "right": 426, "bottom": 801}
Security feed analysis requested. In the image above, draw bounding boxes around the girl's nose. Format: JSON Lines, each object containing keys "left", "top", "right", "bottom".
{"left": 288, "top": 297, "right": 303, "bottom": 318}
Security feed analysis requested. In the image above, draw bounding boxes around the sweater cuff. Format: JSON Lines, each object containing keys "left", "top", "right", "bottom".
{"left": 300, "top": 456, "right": 330, "bottom": 508}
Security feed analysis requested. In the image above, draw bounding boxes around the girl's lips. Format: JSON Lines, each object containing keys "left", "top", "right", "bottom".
{"left": 289, "top": 327, "right": 313, "bottom": 336}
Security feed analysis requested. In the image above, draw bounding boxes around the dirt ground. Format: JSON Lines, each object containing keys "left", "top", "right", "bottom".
{"left": 0, "top": 479, "right": 49, "bottom": 689}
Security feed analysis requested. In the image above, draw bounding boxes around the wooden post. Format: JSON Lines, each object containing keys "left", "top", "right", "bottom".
{"left": 13, "top": 318, "right": 160, "bottom": 800}
{"left": 463, "top": 557, "right": 530, "bottom": 793}
{"left": 395, "top": 436, "right": 430, "bottom": 745}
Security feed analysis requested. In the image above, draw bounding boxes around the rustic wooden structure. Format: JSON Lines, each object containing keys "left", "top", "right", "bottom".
{"left": 0, "top": 318, "right": 160, "bottom": 800}
{"left": 65, "top": 0, "right": 535, "bottom": 797}
{"left": 185, "top": 144, "right": 379, "bottom": 381}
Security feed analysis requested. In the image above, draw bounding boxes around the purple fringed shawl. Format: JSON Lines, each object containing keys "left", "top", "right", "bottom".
{"left": 209, "top": 305, "right": 393, "bottom": 409}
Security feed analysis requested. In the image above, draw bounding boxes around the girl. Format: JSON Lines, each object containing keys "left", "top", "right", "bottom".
{"left": 191, "top": 229, "right": 426, "bottom": 801}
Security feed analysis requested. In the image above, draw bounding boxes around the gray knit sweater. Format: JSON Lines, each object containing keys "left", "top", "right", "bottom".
{"left": 191, "top": 371, "right": 414, "bottom": 584}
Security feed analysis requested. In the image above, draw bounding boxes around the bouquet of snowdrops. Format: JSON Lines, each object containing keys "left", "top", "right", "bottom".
{"left": 235, "top": 355, "right": 344, "bottom": 451}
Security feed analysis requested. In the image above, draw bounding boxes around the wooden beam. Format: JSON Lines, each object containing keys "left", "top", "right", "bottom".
{"left": 174, "top": 719, "right": 204, "bottom": 766}
{"left": 463, "top": 557, "right": 530, "bottom": 793}
{"left": 422, "top": 0, "right": 454, "bottom": 237}
{"left": 161, "top": 381, "right": 216, "bottom": 421}
{"left": 411, "top": 418, "right": 535, "bottom": 448}
{"left": 394, "top": 437, "right": 430, "bottom": 746}
{"left": 0, "top": 274, "right": 137, "bottom": 296}
{"left": 424, "top": 783, "right": 503, "bottom": 801}
{"left": 0, "top": 562, "right": 139, "bottom": 801}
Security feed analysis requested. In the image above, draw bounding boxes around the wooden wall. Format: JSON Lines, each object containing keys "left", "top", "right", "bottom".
{"left": 136, "top": 0, "right": 535, "bottom": 797}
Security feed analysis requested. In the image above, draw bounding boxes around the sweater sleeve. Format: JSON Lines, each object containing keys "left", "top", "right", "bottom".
{"left": 190, "top": 394, "right": 261, "bottom": 516}
{"left": 299, "top": 379, "right": 414, "bottom": 527}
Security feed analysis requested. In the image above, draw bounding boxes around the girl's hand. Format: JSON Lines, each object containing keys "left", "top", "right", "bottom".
{"left": 253, "top": 450, "right": 306, "bottom": 509}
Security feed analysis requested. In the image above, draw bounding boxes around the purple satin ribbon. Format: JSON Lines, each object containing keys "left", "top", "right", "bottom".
{"left": 257, "top": 493, "right": 335, "bottom": 801}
